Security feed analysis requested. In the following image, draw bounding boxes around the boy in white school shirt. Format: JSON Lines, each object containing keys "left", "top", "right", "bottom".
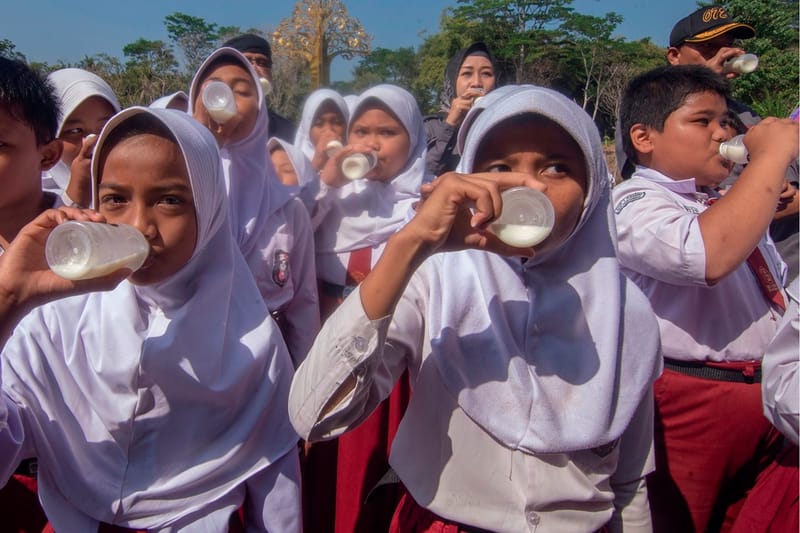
{"left": 613, "top": 64, "right": 797, "bottom": 532}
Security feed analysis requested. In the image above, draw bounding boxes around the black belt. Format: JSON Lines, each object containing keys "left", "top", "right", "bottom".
{"left": 14, "top": 458, "right": 37, "bottom": 477}
{"left": 319, "top": 280, "right": 357, "bottom": 301}
{"left": 664, "top": 359, "right": 761, "bottom": 383}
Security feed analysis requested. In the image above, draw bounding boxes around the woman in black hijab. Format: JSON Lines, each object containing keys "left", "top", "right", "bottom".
{"left": 423, "top": 42, "right": 498, "bottom": 176}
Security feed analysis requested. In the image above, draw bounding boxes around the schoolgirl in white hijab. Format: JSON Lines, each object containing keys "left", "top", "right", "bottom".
{"left": 290, "top": 86, "right": 662, "bottom": 532}
{"left": 0, "top": 107, "right": 301, "bottom": 531}
{"left": 294, "top": 88, "right": 350, "bottom": 166}
{"left": 313, "top": 84, "right": 431, "bottom": 287}
{"left": 42, "top": 68, "right": 121, "bottom": 204}
{"left": 190, "top": 47, "right": 319, "bottom": 366}
{"left": 269, "top": 137, "right": 318, "bottom": 189}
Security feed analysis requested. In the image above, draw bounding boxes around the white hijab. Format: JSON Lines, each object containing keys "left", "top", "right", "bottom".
{"left": 189, "top": 47, "right": 292, "bottom": 258}
{"left": 314, "top": 84, "right": 429, "bottom": 257}
{"left": 43, "top": 68, "right": 121, "bottom": 193}
{"left": 426, "top": 86, "right": 661, "bottom": 453}
{"left": 2, "top": 107, "right": 298, "bottom": 529}
{"left": 268, "top": 137, "right": 318, "bottom": 188}
{"left": 149, "top": 90, "right": 189, "bottom": 111}
{"left": 293, "top": 88, "right": 350, "bottom": 160}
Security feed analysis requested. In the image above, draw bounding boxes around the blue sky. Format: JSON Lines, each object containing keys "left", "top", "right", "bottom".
{"left": 2, "top": 0, "right": 702, "bottom": 80}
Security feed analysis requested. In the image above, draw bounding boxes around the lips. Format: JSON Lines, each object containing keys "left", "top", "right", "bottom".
{"left": 139, "top": 255, "right": 156, "bottom": 270}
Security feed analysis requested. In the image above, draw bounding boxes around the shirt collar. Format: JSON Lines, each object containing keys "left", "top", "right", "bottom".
{"left": 632, "top": 166, "right": 700, "bottom": 194}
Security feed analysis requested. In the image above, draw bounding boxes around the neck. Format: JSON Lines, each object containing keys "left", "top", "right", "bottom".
{"left": 0, "top": 192, "right": 49, "bottom": 246}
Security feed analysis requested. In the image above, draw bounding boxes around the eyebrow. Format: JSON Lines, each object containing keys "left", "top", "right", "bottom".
{"left": 688, "top": 108, "right": 721, "bottom": 117}
{"left": 98, "top": 179, "right": 192, "bottom": 193}
{"left": 208, "top": 76, "right": 252, "bottom": 86}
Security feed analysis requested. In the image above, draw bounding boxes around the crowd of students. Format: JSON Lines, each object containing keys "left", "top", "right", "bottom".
{"left": 0, "top": 4, "right": 797, "bottom": 532}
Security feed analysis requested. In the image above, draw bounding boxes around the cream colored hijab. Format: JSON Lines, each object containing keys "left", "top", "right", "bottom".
{"left": 3, "top": 107, "right": 298, "bottom": 529}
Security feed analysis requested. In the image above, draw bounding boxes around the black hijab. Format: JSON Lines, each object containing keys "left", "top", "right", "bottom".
{"left": 439, "top": 42, "right": 496, "bottom": 112}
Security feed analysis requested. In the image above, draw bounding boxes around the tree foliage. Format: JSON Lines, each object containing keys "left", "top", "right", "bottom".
{"left": 446, "top": 0, "right": 573, "bottom": 82}
{"left": 703, "top": 0, "right": 799, "bottom": 117}
{"left": 0, "top": 39, "right": 26, "bottom": 62}
{"left": 164, "top": 12, "right": 239, "bottom": 75}
{"left": 4, "top": 2, "right": 796, "bottom": 134}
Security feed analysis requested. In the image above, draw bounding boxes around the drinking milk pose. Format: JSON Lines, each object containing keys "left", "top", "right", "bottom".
{"left": 291, "top": 85, "right": 662, "bottom": 532}
{"left": 0, "top": 107, "right": 301, "bottom": 531}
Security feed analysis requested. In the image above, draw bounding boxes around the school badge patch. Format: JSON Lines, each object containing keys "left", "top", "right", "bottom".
{"left": 614, "top": 191, "right": 645, "bottom": 214}
{"left": 273, "top": 250, "right": 290, "bottom": 287}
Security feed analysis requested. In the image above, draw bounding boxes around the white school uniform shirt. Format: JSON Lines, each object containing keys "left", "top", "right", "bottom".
{"left": 42, "top": 68, "right": 121, "bottom": 204}
{"left": 613, "top": 166, "right": 786, "bottom": 362}
{"left": 761, "top": 278, "right": 799, "bottom": 444}
{"left": 0, "top": 108, "right": 301, "bottom": 531}
{"left": 190, "top": 48, "right": 319, "bottom": 366}
{"left": 310, "top": 85, "right": 429, "bottom": 285}
{"left": 290, "top": 85, "right": 662, "bottom": 532}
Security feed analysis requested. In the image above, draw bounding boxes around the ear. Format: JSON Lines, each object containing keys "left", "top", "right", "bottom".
{"left": 629, "top": 124, "right": 655, "bottom": 156}
{"left": 666, "top": 47, "right": 682, "bottom": 66}
{"left": 40, "top": 139, "right": 63, "bottom": 171}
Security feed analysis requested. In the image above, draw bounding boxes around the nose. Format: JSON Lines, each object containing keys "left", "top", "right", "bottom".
{"left": 469, "top": 72, "right": 482, "bottom": 87}
{"left": 713, "top": 122, "right": 730, "bottom": 143}
{"left": 129, "top": 203, "right": 158, "bottom": 242}
{"left": 363, "top": 133, "right": 380, "bottom": 151}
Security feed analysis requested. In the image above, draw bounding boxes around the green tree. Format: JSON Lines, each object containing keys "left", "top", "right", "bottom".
{"left": 0, "top": 39, "right": 25, "bottom": 61}
{"left": 352, "top": 47, "right": 418, "bottom": 91}
{"left": 595, "top": 38, "right": 664, "bottom": 139}
{"left": 414, "top": 20, "right": 470, "bottom": 114}
{"left": 703, "top": 0, "right": 798, "bottom": 117}
{"left": 446, "top": 0, "right": 574, "bottom": 83}
{"left": 561, "top": 12, "right": 624, "bottom": 118}
{"left": 120, "top": 39, "right": 184, "bottom": 106}
{"left": 269, "top": 43, "right": 312, "bottom": 123}
{"left": 164, "top": 12, "right": 239, "bottom": 75}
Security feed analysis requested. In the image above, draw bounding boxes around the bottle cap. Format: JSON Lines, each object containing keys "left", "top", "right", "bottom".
{"left": 325, "top": 140, "right": 343, "bottom": 157}
{"left": 490, "top": 187, "right": 555, "bottom": 247}
{"left": 259, "top": 77, "right": 273, "bottom": 96}
{"left": 201, "top": 81, "right": 237, "bottom": 124}
{"left": 719, "top": 135, "right": 749, "bottom": 164}
{"left": 723, "top": 53, "right": 759, "bottom": 74}
{"left": 341, "top": 152, "right": 377, "bottom": 180}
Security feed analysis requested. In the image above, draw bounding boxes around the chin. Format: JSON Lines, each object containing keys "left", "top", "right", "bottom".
{"left": 127, "top": 268, "right": 166, "bottom": 286}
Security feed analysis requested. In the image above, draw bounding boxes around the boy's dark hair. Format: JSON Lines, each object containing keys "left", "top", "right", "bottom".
{"left": 0, "top": 57, "right": 60, "bottom": 145}
{"left": 619, "top": 65, "right": 730, "bottom": 171}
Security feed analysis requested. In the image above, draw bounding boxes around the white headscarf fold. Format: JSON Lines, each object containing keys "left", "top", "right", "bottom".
{"left": 149, "top": 91, "right": 189, "bottom": 111}
{"left": 427, "top": 86, "right": 661, "bottom": 453}
{"left": 3, "top": 107, "right": 298, "bottom": 529}
{"left": 189, "top": 47, "right": 292, "bottom": 258}
{"left": 48, "top": 68, "right": 121, "bottom": 137}
{"left": 314, "top": 84, "right": 429, "bottom": 257}
{"left": 293, "top": 88, "right": 350, "bottom": 160}
{"left": 268, "top": 137, "right": 317, "bottom": 188}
